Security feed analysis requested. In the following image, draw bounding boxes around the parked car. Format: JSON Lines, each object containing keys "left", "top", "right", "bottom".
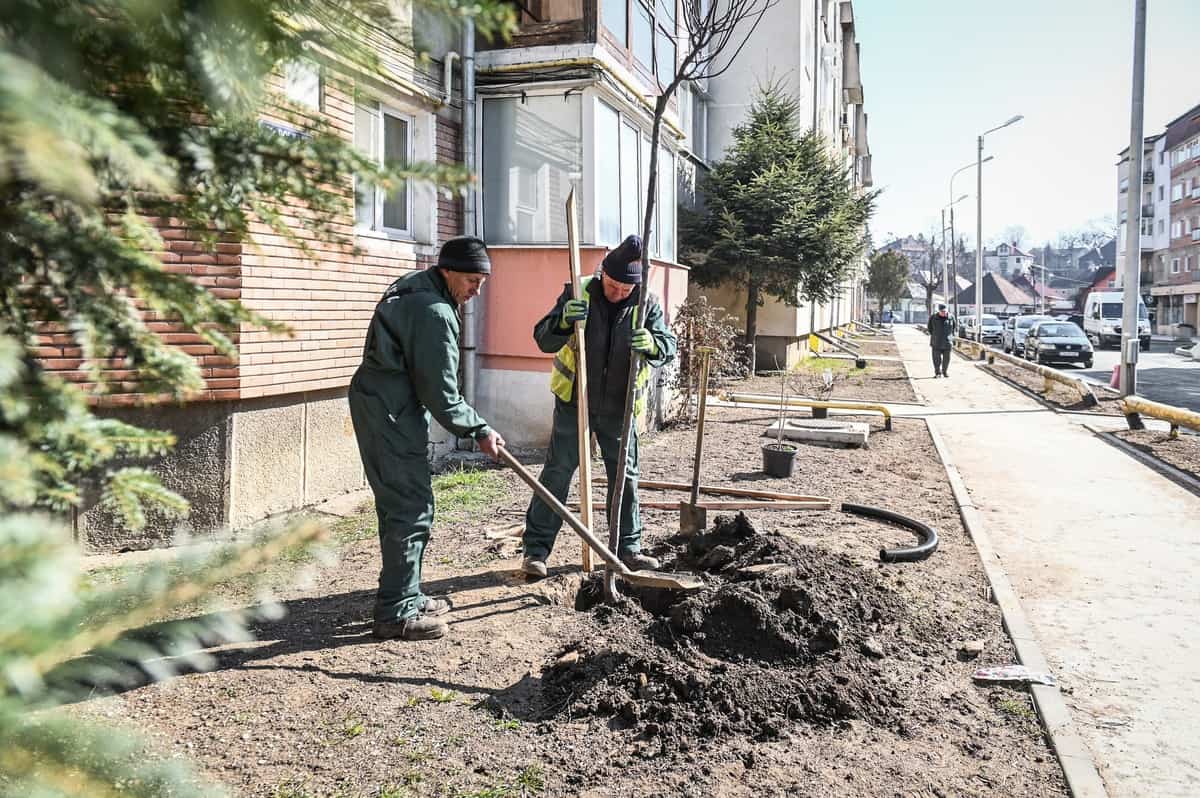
{"left": 961, "top": 313, "right": 1003, "bottom": 345}
{"left": 1082, "top": 291, "right": 1151, "bottom": 351}
{"left": 1002, "top": 314, "right": 1053, "bottom": 354}
{"left": 1023, "top": 321, "right": 1094, "bottom": 368}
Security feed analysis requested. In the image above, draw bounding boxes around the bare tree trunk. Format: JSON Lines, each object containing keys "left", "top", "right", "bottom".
{"left": 744, "top": 280, "right": 760, "bottom": 374}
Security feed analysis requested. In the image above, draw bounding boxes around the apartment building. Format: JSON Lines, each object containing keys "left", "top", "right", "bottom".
{"left": 697, "top": 0, "right": 873, "bottom": 367}
{"left": 47, "top": 21, "right": 476, "bottom": 549}
{"left": 1154, "top": 104, "right": 1200, "bottom": 335}
{"left": 1115, "top": 134, "right": 1162, "bottom": 299}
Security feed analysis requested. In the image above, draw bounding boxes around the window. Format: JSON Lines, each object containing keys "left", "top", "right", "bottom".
{"left": 632, "top": 1, "right": 654, "bottom": 69}
{"left": 1158, "top": 218, "right": 1166, "bottom": 234}
{"left": 1159, "top": 185, "right": 1165, "bottom": 201}
{"left": 1172, "top": 258, "right": 1181, "bottom": 274}
{"left": 595, "top": 101, "right": 622, "bottom": 246}
{"left": 602, "top": 0, "right": 628, "bottom": 45}
{"left": 283, "top": 59, "right": 321, "bottom": 110}
{"left": 620, "top": 121, "right": 641, "bottom": 238}
{"left": 658, "top": 146, "right": 675, "bottom": 262}
{"left": 1186, "top": 256, "right": 1193, "bottom": 272}
{"left": 1173, "top": 221, "right": 1183, "bottom": 239}
{"left": 640, "top": 134, "right": 656, "bottom": 253}
{"left": 355, "top": 102, "right": 412, "bottom": 235}
{"left": 482, "top": 93, "right": 582, "bottom": 244}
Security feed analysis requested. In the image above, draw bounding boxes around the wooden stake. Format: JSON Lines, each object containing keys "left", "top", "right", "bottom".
{"left": 592, "top": 476, "right": 828, "bottom": 503}
{"left": 565, "top": 188, "right": 595, "bottom": 572}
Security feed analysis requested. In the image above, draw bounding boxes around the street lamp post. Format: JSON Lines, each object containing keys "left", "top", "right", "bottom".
{"left": 976, "top": 116, "right": 1023, "bottom": 343}
{"left": 941, "top": 194, "right": 968, "bottom": 315}
{"left": 1030, "top": 262, "right": 1048, "bottom": 315}
{"left": 1120, "top": 0, "right": 1147, "bottom": 396}
{"left": 950, "top": 157, "right": 993, "bottom": 327}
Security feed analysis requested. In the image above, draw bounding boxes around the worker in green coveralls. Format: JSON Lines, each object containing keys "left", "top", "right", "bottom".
{"left": 349, "top": 236, "right": 505, "bottom": 642}
{"left": 520, "top": 234, "right": 677, "bottom": 579}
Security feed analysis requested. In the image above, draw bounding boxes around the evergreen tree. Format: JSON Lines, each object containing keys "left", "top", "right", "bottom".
{"left": 867, "top": 250, "right": 911, "bottom": 317}
{"left": 681, "top": 83, "right": 877, "bottom": 371}
{"left": 0, "top": 1, "right": 514, "bottom": 794}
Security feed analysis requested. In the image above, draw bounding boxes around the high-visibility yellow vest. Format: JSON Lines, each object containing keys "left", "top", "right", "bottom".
{"left": 549, "top": 277, "right": 651, "bottom": 417}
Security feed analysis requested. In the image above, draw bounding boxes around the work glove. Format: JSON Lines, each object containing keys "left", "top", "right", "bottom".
{"left": 559, "top": 298, "right": 589, "bottom": 329}
{"left": 631, "top": 328, "right": 658, "bottom": 357}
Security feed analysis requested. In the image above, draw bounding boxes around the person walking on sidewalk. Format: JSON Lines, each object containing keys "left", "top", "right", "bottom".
{"left": 520, "top": 235, "right": 677, "bottom": 579}
{"left": 349, "top": 236, "right": 506, "bottom": 642}
{"left": 928, "top": 304, "right": 954, "bottom": 377}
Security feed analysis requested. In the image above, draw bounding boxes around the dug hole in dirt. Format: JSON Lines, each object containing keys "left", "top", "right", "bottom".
{"left": 526, "top": 513, "right": 920, "bottom": 749}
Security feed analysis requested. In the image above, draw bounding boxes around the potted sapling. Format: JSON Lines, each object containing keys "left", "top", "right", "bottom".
{"left": 762, "top": 363, "right": 798, "bottom": 477}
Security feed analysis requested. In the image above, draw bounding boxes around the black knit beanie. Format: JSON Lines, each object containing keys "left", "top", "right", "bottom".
{"left": 438, "top": 236, "right": 492, "bottom": 274}
{"left": 601, "top": 235, "right": 643, "bottom": 284}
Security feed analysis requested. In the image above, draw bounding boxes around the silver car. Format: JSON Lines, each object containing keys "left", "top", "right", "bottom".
{"left": 1003, "top": 314, "right": 1053, "bottom": 354}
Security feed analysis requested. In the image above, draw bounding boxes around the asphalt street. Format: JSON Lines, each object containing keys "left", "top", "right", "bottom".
{"left": 1007, "top": 338, "right": 1200, "bottom": 413}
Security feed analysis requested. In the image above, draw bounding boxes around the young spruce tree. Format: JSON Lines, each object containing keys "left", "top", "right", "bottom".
{"left": 0, "top": 1, "right": 514, "bottom": 794}
{"left": 681, "top": 83, "right": 878, "bottom": 371}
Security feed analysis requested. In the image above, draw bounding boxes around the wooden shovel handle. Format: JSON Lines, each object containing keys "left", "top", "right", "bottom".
{"left": 498, "top": 447, "right": 629, "bottom": 576}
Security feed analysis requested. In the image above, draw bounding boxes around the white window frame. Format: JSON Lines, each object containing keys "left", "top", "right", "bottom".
{"left": 355, "top": 101, "right": 415, "bottom": 238}
{"left": 1172, "top": 257, "right": 1181, "bottom": 274}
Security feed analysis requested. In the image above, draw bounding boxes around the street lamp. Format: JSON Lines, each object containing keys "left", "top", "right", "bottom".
{"left": 976, "top": 115, "right": 1023, "bottom": 343}
{"left": 941, "top": 193, "right": 968, "bottom": 312}
{"left": 1029, "top": 262, "right": 1049, "bottom": 315}
{"left": 950, "top": 157, "right": 992, "bottom": 325}
{"left": 1120, "top": 0, "right": 1147, "bottom": 396}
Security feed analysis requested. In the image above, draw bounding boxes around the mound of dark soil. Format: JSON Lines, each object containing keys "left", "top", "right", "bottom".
{"left": 536, "top": 515, "right": 933, "bottom": 746}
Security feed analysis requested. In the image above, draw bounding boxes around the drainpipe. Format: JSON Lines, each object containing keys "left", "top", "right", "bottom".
{"left": 460, "top": 19, "right": 479, "bottom": 413}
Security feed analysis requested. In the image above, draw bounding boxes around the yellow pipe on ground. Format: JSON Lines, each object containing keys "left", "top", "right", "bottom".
{"left": 984, "top": 348, "right": 1098, "bottom": 407}
{"left": 1119, "top": 395, "right": 1200, "bottom": 438}
{"left": 724, "top": 393, "right": 893, "bottom": 431}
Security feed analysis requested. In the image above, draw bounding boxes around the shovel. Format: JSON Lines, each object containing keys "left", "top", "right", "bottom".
{"left": 498, "top": 447, "right": 704, "bottom": 593}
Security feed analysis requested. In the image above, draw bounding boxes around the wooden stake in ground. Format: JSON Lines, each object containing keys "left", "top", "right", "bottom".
{"left": 680, "top": 346, "right": 714, "bottom": 534}
{"left": 564, "top": 188, "right": 595, "bottom": 572}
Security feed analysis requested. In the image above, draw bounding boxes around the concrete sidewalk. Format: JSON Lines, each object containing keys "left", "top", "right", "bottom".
{"left": 895, "top": 326, "right": 1200, "bottom": 798}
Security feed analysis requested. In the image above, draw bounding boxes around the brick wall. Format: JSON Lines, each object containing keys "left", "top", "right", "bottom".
{"left": 38, "top": 41, "right": 462, "bottom": 405}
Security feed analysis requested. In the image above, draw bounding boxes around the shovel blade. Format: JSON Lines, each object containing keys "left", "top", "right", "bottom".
{"left": 678, "top": 501, "right": 707, "bottom": 536}
{"left": 618, "top": 569, "right": 706, "bottom": 592}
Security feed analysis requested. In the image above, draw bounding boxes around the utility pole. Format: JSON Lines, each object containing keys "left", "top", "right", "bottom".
{"left": 1120, "top": 0, "right": 1147, "bottom": 396}
{"left": 975, "top": 117, "right": 1022, "bottom": 344}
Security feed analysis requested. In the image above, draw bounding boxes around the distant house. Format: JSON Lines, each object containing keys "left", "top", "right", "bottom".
{"left": 1078, "top": 239, "right": 1117, "bottom": 271}
{"left": 984, "top": 242, "right": 1035, "bottom": 277}
{"left": 954, "top": 272, "right": 1036, "bottom": 317}
{"left": 1074, "top": 266, "right": 1118, "bottom": 311}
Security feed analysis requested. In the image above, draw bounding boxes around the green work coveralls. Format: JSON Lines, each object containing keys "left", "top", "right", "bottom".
{"left": 349, "top": 267, "right": 491, "bottom": 623}
{"left": 522, "top": 278, "right": 677, "bottom": 560}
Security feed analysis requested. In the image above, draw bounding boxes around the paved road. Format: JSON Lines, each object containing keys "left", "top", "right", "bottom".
{"left": 996, "top": 338, "right": 1200, "bottom": 413}
{"left": 898, "top": 326, "right": 1200, "bottom": 797}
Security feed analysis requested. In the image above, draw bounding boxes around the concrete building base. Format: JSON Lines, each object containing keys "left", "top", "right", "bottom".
{"left": 78, "top": 388, "right": 383, "bottom": 553}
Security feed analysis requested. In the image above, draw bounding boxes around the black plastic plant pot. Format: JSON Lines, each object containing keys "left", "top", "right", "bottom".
{"left": 811, "top": 406, "right": 829, "bottom": 419}
{"left": 762, "top": 443, "right": 797, "bottom": 478}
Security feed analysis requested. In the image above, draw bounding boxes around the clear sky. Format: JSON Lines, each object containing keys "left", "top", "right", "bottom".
{"left": 853, "top": 0, "right": 1199, "bottom": 249}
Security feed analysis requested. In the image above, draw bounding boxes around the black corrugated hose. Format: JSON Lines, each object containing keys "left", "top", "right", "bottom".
{"left": 841, "top": 502, "right": 939, "bottom": 563}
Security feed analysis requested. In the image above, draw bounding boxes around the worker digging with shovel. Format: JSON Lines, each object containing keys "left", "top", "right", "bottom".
{"left": 349, "top": 236, "right": 506, "bottom": 642}
{"left": 520, "top": 235, "right": 678, "bottom": 579}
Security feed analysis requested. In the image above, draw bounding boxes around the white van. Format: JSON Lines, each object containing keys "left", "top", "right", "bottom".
{"left": 1083, "top": 291, "right": 1151, "bottom": 350}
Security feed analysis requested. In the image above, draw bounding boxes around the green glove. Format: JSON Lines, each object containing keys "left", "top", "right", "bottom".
{"left": 559, "top": 298, "right": 589, "bottom": 329}
{"left": 631, "top": 328, "right": 658, "bottom": 357}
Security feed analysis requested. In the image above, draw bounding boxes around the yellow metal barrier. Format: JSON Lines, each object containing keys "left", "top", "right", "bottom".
{"left": 724, "top": 393, "right": 893, "bottom": 431}
{"left": 983, "top": 348, "right": 1098, "bottom": 407}
{"left": 1119, "top": 395, "right": 1200, "bottom": 438}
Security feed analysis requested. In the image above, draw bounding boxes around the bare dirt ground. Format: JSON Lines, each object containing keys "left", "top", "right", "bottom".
{"left": 70, "top": 342, "right": 1066, "bottom": 798}
{"left": 1112, "top": 429, "right": 1200, "bottom": 483}
{"left": 981, "top": 359, "right": 1122, "bottom": 415}
{"left": 738, "top": 355, "right": 917, "bottom": 404}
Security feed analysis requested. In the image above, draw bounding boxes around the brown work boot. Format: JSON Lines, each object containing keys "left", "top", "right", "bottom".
{"left": 419, "top": 596, "right": 451, "bottom": 617}
{"left": 372, "top": 615, "right": 447, "bottom": 641}
{"left": 619, "top": 552, "right": 660, "bottom": 571}
{"left": 521, "top": 556, "right": 548, "bottom": 580}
